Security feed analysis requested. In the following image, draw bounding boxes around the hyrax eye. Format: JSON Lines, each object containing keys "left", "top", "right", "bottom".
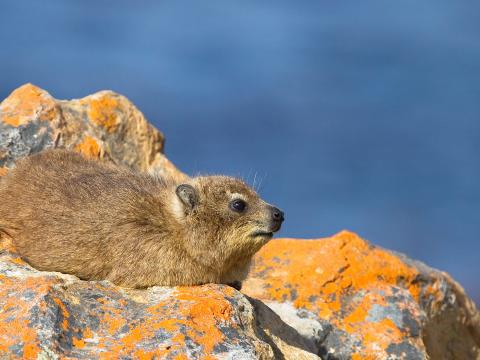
{"left": 230, "top": 199, "right": 247, "bottom": 213}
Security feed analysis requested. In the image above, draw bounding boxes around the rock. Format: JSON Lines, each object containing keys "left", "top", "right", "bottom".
{"left": 1, "top": 85, "right": 479, "bottom": 359}
{"left": 0, "top": 245, "right": 326, "bottom": 359}
{"left": 0, "top": 238, "right": 319, "bottom": 360}
{"left": 242, "top": 231, "right": 480, "bottom": 359}
{"left": 0, "top": 248, "right": 273, "bottom": 359}
{"left": 0, "top": 83, "right": 186, "bottom": 182}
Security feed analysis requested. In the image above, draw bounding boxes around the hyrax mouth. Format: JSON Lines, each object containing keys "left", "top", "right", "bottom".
{"left": 250, "top": 206, "right": 284, "bottom": 238}
{"left": 251, "top": 230, "right": 274, "bottom": 238}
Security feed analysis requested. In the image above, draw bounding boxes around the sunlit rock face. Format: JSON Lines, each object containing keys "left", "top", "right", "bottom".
{"left": 0, "top": 249, "right": 274, "bottom": 359}
{"left": 0, "top": 83, "right": 185, "bottom": 182}
{"left": 243, "top": 232, "right": 480, "bottom": 359}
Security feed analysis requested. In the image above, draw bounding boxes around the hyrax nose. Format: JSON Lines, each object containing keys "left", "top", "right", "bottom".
{"left": 271, "top": 206, "right": 285, "bottom": 223}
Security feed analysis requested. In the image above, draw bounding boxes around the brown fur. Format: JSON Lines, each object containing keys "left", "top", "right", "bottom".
{"left": 0, "top": 150, "right": 283, "bottom": 288}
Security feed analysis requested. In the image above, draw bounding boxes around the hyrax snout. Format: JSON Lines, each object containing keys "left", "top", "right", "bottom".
{"left": 0, "top": 150, "right": 284, "bottom": 289}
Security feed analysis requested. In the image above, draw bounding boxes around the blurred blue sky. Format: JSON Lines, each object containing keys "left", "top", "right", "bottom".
{"left": 1, "top": 1, "right": 479, "bottom": 302}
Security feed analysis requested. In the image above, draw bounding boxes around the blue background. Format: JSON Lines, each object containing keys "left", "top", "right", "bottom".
{"left": 1, "top": 1, "right": 479, "bottom": 303}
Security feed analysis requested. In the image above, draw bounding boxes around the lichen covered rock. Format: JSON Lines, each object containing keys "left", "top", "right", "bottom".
{"left": 0, "top": 248, "right": 274, "bottom": 359}
{"left": 0, "top": 83, "right": 185, "bottom": 181}
{"left": 1, "top": 85, "right": 479, "bottom": 359}
{"left": 243, "top": 231, "right": 480, "bottom": 359}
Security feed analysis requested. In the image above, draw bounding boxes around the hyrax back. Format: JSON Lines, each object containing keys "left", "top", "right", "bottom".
{"left": 0, "top": 150, "right": 284, "bottom": 289}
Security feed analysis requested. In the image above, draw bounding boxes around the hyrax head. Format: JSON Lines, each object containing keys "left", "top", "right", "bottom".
{"left": 171, "top": 175, "right": 284, "bottom": 259}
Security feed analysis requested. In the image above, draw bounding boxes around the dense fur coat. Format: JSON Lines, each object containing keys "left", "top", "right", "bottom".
{"left": 0, "top": 150, "right": 283, "bottom": 289}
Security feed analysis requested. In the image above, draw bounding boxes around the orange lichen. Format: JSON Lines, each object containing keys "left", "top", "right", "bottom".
{"left": 71, "top": 328, "right": 92, "bottom": 351}
{"left": 82, "top": 327, "right": 93, "bottom": 339}
{"left": 0, "top": 275, "right": 60, "bottom": 357}
{"left": 74, "top": 136, "right": 101, "bottom": 158}
{"left": 0, "top": 83, "right": 57, "bottom": 127}
{"left": 85, "top": 295, "right": 186, "bottom": 359}
{"left": 173, "top": 286, "right": 236, "bottom": 354}
{"left": 52, "top": 297, "right": 70, "bottom": 330}
{"left": 173, "top": 355, "right": 188, "bottom": 360}
{"left": 9, "top": 257, "right": 26, "bottom": 266}
{"left": 243, "top": 231, "right": 436, "bottom": 358}
{"left": 245, "top": 232, "right": 422, "bottom": 317}
{"left": 86, "top": 94, "right": 119, "bottom": 132}
{"left": 99, "top": 318, "right": 177, "bottom": 357}
{"left": 61, "top": 285, "right": 240, "bottom": 358}
{"left": 23, "top": 344, "right": 41, "bottom": 359}
{"left": 72, "top": 337, "right": 86, "bottom": 349}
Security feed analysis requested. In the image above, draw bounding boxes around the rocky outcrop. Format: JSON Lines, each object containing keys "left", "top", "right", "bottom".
{"left": 1, "top": 85, "right": 479, "bottom": 359}
{"left": 243, "top": 232, "right": 480, "bottom": 359}
{"left": 0, "top": 248, "right": 268, "bottom": 359}
{"left": 0, "top": 245, "right": 322, "bottom": 359}
{"left": 0, "top": 83, "right": 185, "bottom": 181}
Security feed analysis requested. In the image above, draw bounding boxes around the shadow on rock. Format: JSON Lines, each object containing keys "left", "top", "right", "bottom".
{"left": 248, "top": 296, "right": 321, "bottom": 359}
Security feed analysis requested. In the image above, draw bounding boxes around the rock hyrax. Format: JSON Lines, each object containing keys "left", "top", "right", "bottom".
{"left": 0, "top": 150, "right": 284, "bottom": 289}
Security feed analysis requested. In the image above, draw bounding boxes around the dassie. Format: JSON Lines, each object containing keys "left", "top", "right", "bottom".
{"left": 0, "top": 150, "right": 284, "bottom": 289}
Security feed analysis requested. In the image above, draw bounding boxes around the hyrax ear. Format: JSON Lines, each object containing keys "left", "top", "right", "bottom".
{"left": 176, "top": 184, "right": 198, "bottom": 210}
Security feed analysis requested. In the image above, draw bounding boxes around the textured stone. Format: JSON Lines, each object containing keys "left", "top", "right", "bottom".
{"left": 0, "top": 83, "right": 186, "bottom": 182}
{"left": 243, "top": 231, "right": 480, "bottom": 359}
{"left": 0, "top": 247, "right": 274, "bottom": 359}
{"left": 0, "top": 243, "right": 328, "bottom": 360}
